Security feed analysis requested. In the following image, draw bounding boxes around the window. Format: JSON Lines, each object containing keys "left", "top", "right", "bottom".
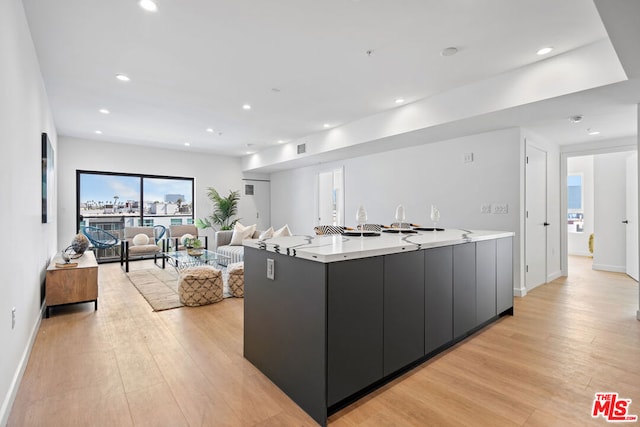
{"left": 567, "top": 174, "right": 584, "bottom": 233}
{"left": 78, "top": 171, "right": 194, "bottom": 260}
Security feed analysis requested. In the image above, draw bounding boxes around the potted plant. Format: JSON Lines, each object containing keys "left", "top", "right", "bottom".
{"left": 196, "top": 188, "right": 241, "bottom": 231}
{"left": 185, "top": 237, "right": 203, "bottom": 256}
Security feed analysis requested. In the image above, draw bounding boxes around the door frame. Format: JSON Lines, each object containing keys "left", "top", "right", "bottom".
{"left": 559, "top": 142, "right": 637, "bottom": 277}
{"left": 524, "top": 141, "right": 549, "bottom": 292}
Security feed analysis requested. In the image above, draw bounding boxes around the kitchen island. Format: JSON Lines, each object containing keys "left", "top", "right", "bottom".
{"left": 243, "top": 229, "right": 514, "bottom": 426}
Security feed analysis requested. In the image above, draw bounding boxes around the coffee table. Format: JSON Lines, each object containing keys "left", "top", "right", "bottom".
{"left": 163, "top": 249, "right": 230, "bottom": 272}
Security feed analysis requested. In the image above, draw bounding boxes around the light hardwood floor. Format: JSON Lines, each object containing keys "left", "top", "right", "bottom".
{"left": 9, "top": 256, "right": 640, "bottom": 426}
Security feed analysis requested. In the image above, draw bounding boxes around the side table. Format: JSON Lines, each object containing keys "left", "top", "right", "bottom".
{"left": 45, "top": 251, "right": 98, "bottom": 318}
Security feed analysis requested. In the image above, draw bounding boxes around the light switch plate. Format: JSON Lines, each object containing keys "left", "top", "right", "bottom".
{"left": 266, "top": 258, "right": 274, "bottom": 280}
{"left": 492, "top": 203, "right": 509, "bottom": 214}
{"left": 464, "top": 152, "right": 474, "bottom": 163}
{"left": 480, "top": 204, "right": 492, "bottom": 214}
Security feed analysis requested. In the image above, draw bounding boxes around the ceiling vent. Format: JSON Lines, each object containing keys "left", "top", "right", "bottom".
{"left": 297, "top": 143, "right": 306, "bottom": 154}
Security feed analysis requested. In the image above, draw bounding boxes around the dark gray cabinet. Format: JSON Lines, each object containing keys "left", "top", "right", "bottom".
{"left": 453, "top": 243, "right": 476, "bottom": 338}
{"left": 383, "top": 251, "right": 425, "bottom": 376}
{"left": 244, "top": 236, "right": 513, "bottom": 426}
{"left": 424, "top": 246, "right": 453, "bottom": 354}
{"left": 497, "top": 237, "right": 513, "bottom": 314}
{"left": 327, "top": 257, "right": 384, "bottom": 406}
{"left": 476, "top": 239, "right": 497, "bottom": 325}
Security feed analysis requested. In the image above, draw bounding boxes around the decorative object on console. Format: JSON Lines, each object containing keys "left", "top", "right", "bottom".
{"left": 71, "top": 233, "right": 90, "bottom": 255}
{"left": 196, "top": 187, "right": 240, "bottom": 231}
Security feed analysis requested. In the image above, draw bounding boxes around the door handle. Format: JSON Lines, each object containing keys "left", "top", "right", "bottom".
{"left": 622, "top": 220, "right": 629, "bottom": 224}
{"left": 543, "top": 222, "right": 550, "bottom": 226}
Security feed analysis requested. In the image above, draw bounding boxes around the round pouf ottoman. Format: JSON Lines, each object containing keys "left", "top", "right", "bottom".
{"left": 227, "top": 262, "right": 244, "bottom": 298}
{"left": 178, "top": 266, "right": 223, "bottom": 306}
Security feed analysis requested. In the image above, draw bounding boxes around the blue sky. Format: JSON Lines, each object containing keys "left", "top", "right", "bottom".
{"left": 80, "top": 174, "right": 192, "bottom": 204}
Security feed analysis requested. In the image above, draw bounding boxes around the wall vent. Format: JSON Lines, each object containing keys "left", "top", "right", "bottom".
{"left": 297, "top": 143, "right": 306, "bottom": 154}
{"left": 245, "top": 184, "right": 254, "bottom": 195}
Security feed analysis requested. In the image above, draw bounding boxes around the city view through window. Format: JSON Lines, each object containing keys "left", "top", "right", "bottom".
{"left": 78, "top": 171, "right": 194, "bottom": 260}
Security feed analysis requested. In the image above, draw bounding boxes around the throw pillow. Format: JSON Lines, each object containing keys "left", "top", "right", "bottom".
{"left": 132, "top": 233, "right": 149, "bottom": 246}
{"left": 273, "top": 224, "right": 292, "bottom": 237}
{"left": 229, "top": 222, "right": 256, "bottom": 246}
{"left": 180, "top": 233, "right": 194, "bottom": 246}
{"left": 259, "top": 227, "right": 274, "bottom": 240}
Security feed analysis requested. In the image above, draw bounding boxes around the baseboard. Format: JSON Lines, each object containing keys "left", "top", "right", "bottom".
{"left": 592, "top": 264, "right": 626, "bottom": 273}
{"left": 0, "top": 303, "right": 44, "bottom": 427}
{"left": 514, "top": 286, "right": 527, "bottom": 297}
{"left": 547, "top": 270, "right": 562, "bottom": 282}
{"left": 568, "top": 251, "right": 591, "bottom": 257}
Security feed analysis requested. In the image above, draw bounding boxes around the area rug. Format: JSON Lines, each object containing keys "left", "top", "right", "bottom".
{"left": 126, "top": 268, "right": 183, "bottom": 311}
{"left": 126, "top": 267, "right": 231, "bottom": 312}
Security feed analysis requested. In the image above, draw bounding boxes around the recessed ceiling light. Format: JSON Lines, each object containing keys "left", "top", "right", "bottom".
{"left": 277, "top": 140, "right": 285, "bottom": 144}
{"left": 115, "top": 74, "right": 130, "bottom": 82}
{"left": 588, "top": 130, "right": 600, "bottom": 136}
{"left": 138, "top": 0, "right": 158, "bottom": 12}
{"left": 206, "top": 128, "right": 214, "bottom": 133}
{"left": 440, "top": 47, "right": 458, "bottom": 57}
{"left": 395, "top": 98, "right": 405, "bottom": 104}
{"left": 184, "top": 142, "right": 191, "bottom": 146}
{"left": 245, "top": 151, "right": 254, "bottom": 155}
{"left": 323, "top": 123, "right": 331, "bottom": 128}
{"left": 242, "top": 104, "right": 252, "bottom": 110}
{"left": 95, "top": 130, "right": 103, "bottom": 134}
{"left": 99, "top": 108, "right": 110, "bottom": 114}
{"left": 537, "top": 47, "right": 553, "bottom": 55}
{"left": 569, "top": 115, "right": 583, "bottom": 123}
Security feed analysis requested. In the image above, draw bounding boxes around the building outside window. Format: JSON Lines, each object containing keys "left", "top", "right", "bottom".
{"left": 77, "top": 171, "right": 194, "bottom": 261}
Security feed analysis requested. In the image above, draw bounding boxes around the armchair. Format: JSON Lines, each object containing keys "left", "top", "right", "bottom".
{"left": 168, "top": 224, "right": 208, "bottom": 251}
{"left": 120, "top": 226, "right": 163, "bottom": 272}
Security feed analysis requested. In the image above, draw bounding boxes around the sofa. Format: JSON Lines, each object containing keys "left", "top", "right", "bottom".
{"left": 214, "top": 229, "right": 261, "bottom": 266}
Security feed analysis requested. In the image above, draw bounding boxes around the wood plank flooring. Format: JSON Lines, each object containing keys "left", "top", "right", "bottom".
{"left": 8, "top": 256, "right": 640, "bottom": 426}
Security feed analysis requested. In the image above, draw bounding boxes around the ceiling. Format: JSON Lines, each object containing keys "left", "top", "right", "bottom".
{"left": 22, "top": 0, "right": 639, "bottom": 164}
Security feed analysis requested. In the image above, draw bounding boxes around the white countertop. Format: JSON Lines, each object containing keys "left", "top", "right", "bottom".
{"left": 243, "top": 229, "right": 514, "bottom": 263}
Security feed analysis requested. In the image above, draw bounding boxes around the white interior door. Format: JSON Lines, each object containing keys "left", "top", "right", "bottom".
{"left": 526, "top": 144, "right": 548, "bottom": 290}
{"left": 626, "top": 152, "right": 638, "bottom": 281}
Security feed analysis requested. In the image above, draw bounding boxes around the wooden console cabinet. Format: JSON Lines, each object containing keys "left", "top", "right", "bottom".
{"left": 45, "top": 251, "right": 98, "bottom": 318}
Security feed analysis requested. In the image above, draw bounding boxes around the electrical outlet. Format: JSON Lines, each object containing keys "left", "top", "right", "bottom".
{"left": 11, "top": 307, "right": 16, "bottom": 329}
{"left": 480, "top": 204, "right": 492, "bottom": 214}
{"left": 492, "top": 203, "right": 509, "bottom": 214}
{"left": 266, "top": 258, "right": 275, "bottom": 280}
{"left": 464, "top": 152, "right": 474, "bottom": 163}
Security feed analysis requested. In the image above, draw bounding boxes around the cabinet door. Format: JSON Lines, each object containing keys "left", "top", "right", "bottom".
{"left": 384, "top": 251, "right": 424, "bottom": 376}
{"left": 453, "top": 243, "right": 476, "bottom": 339}
{"left": 476, "top": 240, "right": 497, "bottom": 325}
{"left": 328, "top": 257, "right": 384, "bottom": 406}
{"left": 497, "top": 237, "right": 514, "bottom": 314}
{"left": 425, "top": 246, "right": 453, "bottom": 354}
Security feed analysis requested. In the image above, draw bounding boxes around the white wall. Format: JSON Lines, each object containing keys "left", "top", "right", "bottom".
{"left": 271, "top": 128, "right": 524, "bottom": 288}
{"left": 567, "top": 156, "right": 595, "bottom": 256}
{"left": 593, "top": 152, "right": 628, "bottom": 272}
{"left": 57, "top": 137, "right": 257, "bottom": 246}
{"left": 0, "top": 1, "right": 58, "bottom": 424}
